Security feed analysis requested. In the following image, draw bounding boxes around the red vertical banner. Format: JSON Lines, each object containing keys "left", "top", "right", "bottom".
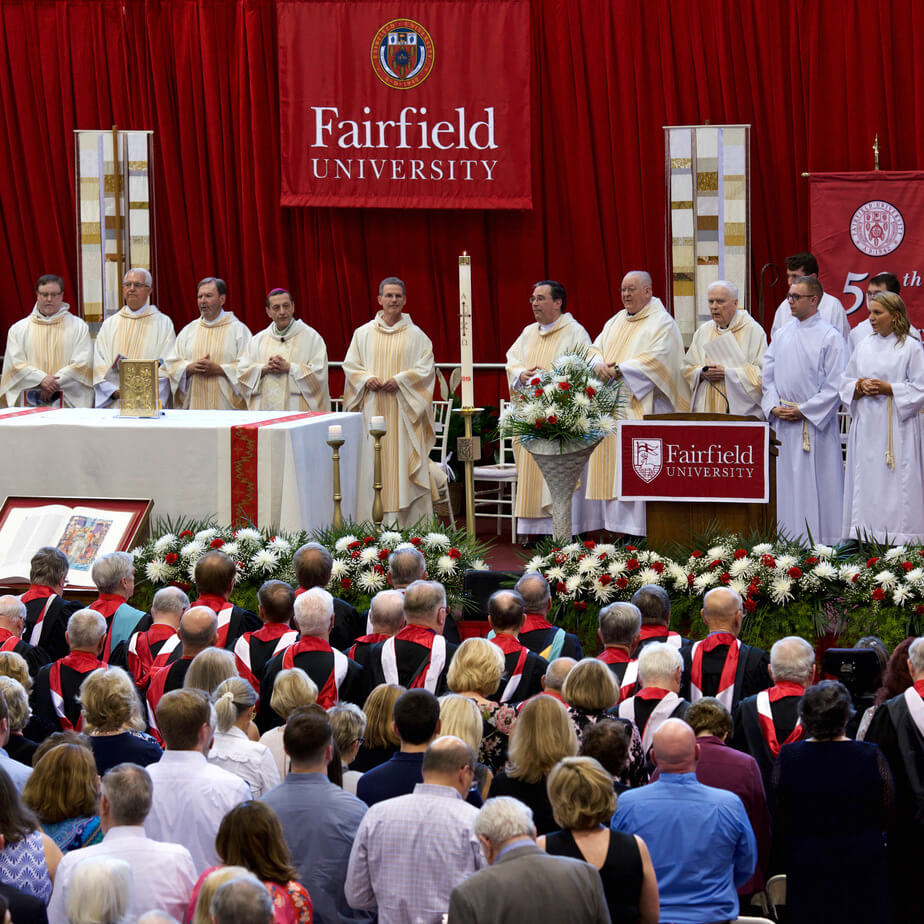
{"left": 277, "top": 1, "right": 532, "bottom": 209}
{"left": 809, "top": 172, "right": 924, "bottom": 332}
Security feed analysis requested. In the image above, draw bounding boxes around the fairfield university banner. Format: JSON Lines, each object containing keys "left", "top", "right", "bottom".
{"left": 616, "top": 421, "right": 770, "bottom": 503}
{"left": 809, "top": 172, "right": 924, "bottom": 331}
{"left": 277, "top": 1, "right": 531, "bottom": 209}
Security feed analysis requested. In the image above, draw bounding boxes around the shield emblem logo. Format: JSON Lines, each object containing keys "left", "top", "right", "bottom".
{"left": 386, "top": 31, "right": 420, "bottom": 79}
{"left": 632, "top": 438, "right": 662, "bottom": 484}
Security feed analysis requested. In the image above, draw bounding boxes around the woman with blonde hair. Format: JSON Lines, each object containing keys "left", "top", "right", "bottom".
{"left": 447, "top": 637, "right": 517, "bottom": 773}
{"left": 562, "top": 658, "right": 648, "bottom": 789}
{"left": 328, "top": 703, "right": 367, "bottom": 795}
{"left": 78, "top": 667, "right": 162, "bottom": 775}
{"left": 183, "top": 647, "right": 238, "bottom": 695}
{"left": 0, "top": 676, "right": 37, "bottom": 767}
{"left": 540, "top": 756, "right": 659, "bottom": 924}
{"left": 259, "top": 668, "right": 319, "bottom": 778}
{"left": 210, "top": 677, "right": 280, "bottom": 798}
{"left": 22, "top": 744, "right": 103, "bottom": 852}
{"left": 439, "top": 693, "right": 492, "bottom": 799}
{"left": 189, "top": 865, "right": 250, "bottom": 924}
{"left": 352, "top": 683, "right": 405, "bottom": 772}
{"left": 487, "top": 694, "right": 578, "bottom": 834}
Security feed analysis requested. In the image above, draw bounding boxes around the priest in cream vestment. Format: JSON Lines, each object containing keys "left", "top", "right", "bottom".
{"left": 342, "top": 278, "right": 436, "bottom": 525}
{"left": 505, "top": 280, "right": 599, "bottom": 535}
{"left": 237, "top": 288, "right": 330, "bottom": 411}
{"left": 683, "top": 281, "right": 767, "bottom": 417}
{"left": 166, "top": 277, "right": 251, "bottom": 409}
{"left": 586, "top": 271, "right": 689, "bottom": 535}
{"left": 1, "top": 274, "right": 92, "bottom": 408}
{"left": 92, "top": 268, "right": 176, "bottom": 408}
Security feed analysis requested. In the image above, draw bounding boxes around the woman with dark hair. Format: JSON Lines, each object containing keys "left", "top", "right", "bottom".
{"left": 857, "top": 637, "right": 915, "bottom": 740}
{"left": 773, "top": 680, "right": 893, "bottom": 924}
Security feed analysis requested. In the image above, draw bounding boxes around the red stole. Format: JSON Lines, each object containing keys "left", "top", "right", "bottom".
{"left": 193, "top": 594, "right": 233, "bottom": 645}
{"left": 347, "top": 633, "right": 388, "bottom": 660}
{"left": 636, "top": 686, "right": 670, "bottom": 700}
{"left": 22, "top": 586, "right": 57, "bottom": 647}
{"left": 282, "top": 636, "right": 345, "bottom": 708}
{"left": 383, "top": 625, "right": 446, "bottom": 691}
{"left": 756, "top": 682, "right": 805, "bottom": 755}
{"left": 638, "top": 625, "right": 679, "bottom": 642}
{"left": 691, "top": 632, "right": 741, "bottom": 710}
{"left": 521, "top": 613, "right": 553, "bottom": 634}
{"left": 491, "top": 634, "right": 529, "bottom": 703}
{"left": 0, "top": 628, "right": 21, "bottom": 652}
{"left": 21, "top": 584, "right": 56, "bottom": 603}
{"left": 295, "top": 586, "right": 309, "bottom": 597}
{"left": 914, "top": 680, "right": 924, "bottom": 698}
{"left": 91, "top": 593, "right": 127, "bottom": 661}
{"left": 48, "top": 651, "right": 106, "bottom": 730}
{"left": 128, "top": 624, "right": 179, "bottom": 685}
{"left": 234, "top": 623, "right": 298, "bottom": 692}
{"left": 598, "top": 647, "right": 631, "bottom": 664}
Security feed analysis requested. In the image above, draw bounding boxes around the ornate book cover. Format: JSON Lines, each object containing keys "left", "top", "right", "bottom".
{"left": 119, "top": 359, "right": 159, "bottom": 417}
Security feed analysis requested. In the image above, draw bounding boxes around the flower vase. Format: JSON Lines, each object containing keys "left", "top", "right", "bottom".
{"left": 524, "top": 437, "right": 602, "bottom": 542}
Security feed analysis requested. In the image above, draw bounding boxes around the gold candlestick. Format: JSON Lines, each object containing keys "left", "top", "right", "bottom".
{"left": 370, "top": 428, "right": 387, "bottom": 527}
{"left": 327, "top": 438, "right": 345, "bottom": 530}
{"left": 454, "top": 407, "right": 483, "bottom": 538}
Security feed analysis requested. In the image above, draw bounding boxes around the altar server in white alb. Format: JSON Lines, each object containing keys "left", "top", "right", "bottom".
{"left": 92, "top": 267, "right": 176, "bottom": 408}
{"left": 1, "top": 274, "right": 93, "bottom": 408}
{"left": 770, "top": 252, "right": 849, "bottom": 342}
{"left": 342, "top": 277, "right": 435, "bottom": 525}
{"left": 683, "top": 280, "right": 767, "bottom": 417}
{"left": 848, "top": 272, "right": 921, "bottom": 354}
{"left": 167, "top": 277, "right": 251, "bottom": 409}
{"left": 505, "top": 280, "right": 596, "bottom": 535}
{"left": 839, "top": 291, "right": 924, "bottom": 544}
{"left": 237, "top": 287, "right": 330, "bottom": 411}
{"left": 585, "top": 271, "right": 689, "bottom": 536}
{"left": 762, "top": 276, "right": 848, "bottom": 544}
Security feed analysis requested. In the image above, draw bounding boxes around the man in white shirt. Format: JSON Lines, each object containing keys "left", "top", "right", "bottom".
{"left": 145, "top": 688, "right": 251, "bottom": 873}
{"left": 47, "top": 763, "right": 197, "bottom": 923}
{"left": 770, "top": 252, "right": 849, "bottom": 341}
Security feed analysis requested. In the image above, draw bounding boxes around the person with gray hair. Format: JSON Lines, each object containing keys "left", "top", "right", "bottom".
{"left": 387, "top": 547, "right": 427, "bottom": 588}
{"left": 32, "top": 609, "right": 106, "bottom": 735}
{"left": 63, "top": 856, "right": 133, "bottom": 924}
{"left": 540, "top": 656, "right": 577, "bottom": 705}
{"left": 47, "top": 762, "right": 197, "bottom": 921}
{"left": 347, "top": 589, "right": 404, "bottom": 669}
{"left": 364, "top": 580, "right": 457, "bottom": 694}
{"left": 93, "top": 266, "right": 176, "bottom": 408}
{"left": 22, "top": 546, "right": 83, "bottom": 662}
{"left": 89, "top": 550, "right": 146, "bottom": 661}
{"left": 448, "top": 795, "right": 610, "bottom": 922}
{"left": 210, "top": 873, "right": 274, "bottom": 924}
{"left": 514, "top": 573, "right": 583, "bottom": 661}
{"left": 630, "top": 584, "right": 692, "bottom": 698}
{"left": 342, "top": 275, "right": 436, "bottom": 525}
{"left": 0, "top": 594, "right": 46, "bottom": 676}
{"left": 683, "top": 278, "right": 767, "bottom": 416}
{"left": 127, "top": 585, "right": 189, "bottom": 687}
{"left": 731, "top": 635, "right": 815, "bottom": 789}
{"left": 292, "top": 541, "right": 363, "bottom": 649}
{"left": 618, "top": 642, "right": 689, "bottom": 754}
{"left": 596, "top": 601, "right": 641, "bottom": 693}
{"left": 166, "top": 276, "right": 252, "bottom": 409}
{"left": 258, "top": 587, "right": 363, "bottom": 731}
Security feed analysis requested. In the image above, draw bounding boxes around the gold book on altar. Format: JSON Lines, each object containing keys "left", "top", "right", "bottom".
{"left": 119, "top": 359, "right": 160, "bottom": 418}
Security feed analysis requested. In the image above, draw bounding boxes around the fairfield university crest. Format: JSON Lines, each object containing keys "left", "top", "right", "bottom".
{"left": 849, "top": 200, "right": 905, "bottom": 256}
{"left": 371, "top": 20, "right": 435, "bottom": 89}
{"left": 632, "top": 438, "right": 662, "bottom": 483}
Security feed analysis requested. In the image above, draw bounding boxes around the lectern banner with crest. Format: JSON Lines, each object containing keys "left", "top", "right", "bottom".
{"left": 809, "top": 172, "right": 924, "bottom": 331}
{"left": 277, "top": 0, "right": 531, "bottom": 209}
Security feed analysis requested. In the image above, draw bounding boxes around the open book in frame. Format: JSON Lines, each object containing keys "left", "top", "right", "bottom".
{"left": 119, "top": 359, "right": 160, "bottom": 417}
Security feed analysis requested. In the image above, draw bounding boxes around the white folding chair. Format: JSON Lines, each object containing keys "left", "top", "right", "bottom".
{"left": 430, "top": 399, "right": 455, "bottom": 524}
{"left": 472, "top": 399, "right": 517, "bottom": 541}
{"left": 765, "top": 873, "right": 786, "bottom": 920}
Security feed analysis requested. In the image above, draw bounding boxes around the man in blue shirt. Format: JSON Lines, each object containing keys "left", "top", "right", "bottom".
{"left": 612, "top": 718, "right": 756, "bottom": 923}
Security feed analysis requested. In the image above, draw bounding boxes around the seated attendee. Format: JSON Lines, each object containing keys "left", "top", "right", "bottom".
{"left": 328, "top": 702, "right": 368, "bottom": 796}
{"left": 21, "top": 547, "right": 83, "bottom": 663}
{"left": 144, "top": 688, "right": 251, "bottom": 874}
{"left": 22, "top": 743, "right": 103, "bottom": 852}
{"left": 350, "top": 682, "right": 403, "bottom": 772}
{"left": 346, "top": 590, "right": 404, "bottom": 667}
{"left": 46, "top": 763, "right": 197, "bottom": 922}
{"left": 671, "top": 698, "right": 770, "bottom": 898}
{"left": 488, "top": 695, "right": 578, "bottom": 835}
{"left": 346, "top": 737, "right": 484, "bottom": 921}
{"left": 233, "top": 580, "right": 298, "bottom": 697}
{"left": 127, "top": 586, "right": 188, "bottom": 688}
{"left": 631, "top": 585, "right": 692, "bottom": 696}
{"left": 617, "top": 642, "right": 690, "bottom": 756}
{"left": 579, "top": 718, "right": 632, "bottom": 794}
{"left": 63, "top": 856, "right": 132, "bottom": 924}
{"left": 32, "top": 609, "right": 107, "bottom": 737}
{"left": 88, "top": 551, "right": 146, "bottom": 663}
{"left": 514, "top": 573, "right": 583, "bottom": 660}
{"left": 0, "top": 595, "right": 48, "bottom": 678}
{"left": 449, "top": 795, "right": 611, "bottom": 924}
{"left": 78, "top": 666, "right": 162, "bottom": 775}
{"left": 732, "top": 634, "right": 815, "bottom": 792}
{"left": 561, "top": 658, "right": 647, "bottom": 790}
{"left": 258, "top": 588, "right": 364, "bottom": 731}
{"left": 209, "top": 677, "right": 279, "bottom": 798}
{"left": 0, "top": 765, "right": 62, "bottom": 902}
{"left": 595, "top": 602, "right": 641, "bottom": 698}
{"left": 190, "top": 551, "right": 260, "bottom": 651}
{"left": 540, "top": 757, "right": 659, "bottom": 924}
{"left": 210, "top": 873, "right": 275, "bottom": 924}
{"left": 262, "top": 709, "right": 370, "bottom": 924}
{"left": 258, "top": 668, "right": 318, "bottom": 779}
{"left": 612, "top": 719, "right": 757, "bottom": 924}
{"left": 448, "top": 637, "right": 518, "bottom": 773}
{"left": 439, "top": 694, "right": 492, "bottom": 799}
{"left": 293, "top": 542, "right": 363, "bottom": 648}
{"left": 0, "top": 676, "right": 37, "bottom": 767}
{"left": 183, "top": 647, "right": 238, "bottom": 695}
{"left": 485, "top": 590, "right": 547, "bottom": 703}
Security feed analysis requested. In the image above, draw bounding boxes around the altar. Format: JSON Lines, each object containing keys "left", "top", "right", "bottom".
{"left": 0, "top": 407, "right": 364, "bottom": 531}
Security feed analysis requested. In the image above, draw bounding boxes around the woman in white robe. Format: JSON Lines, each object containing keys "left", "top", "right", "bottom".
{"left": 839, "top": 292, "right": 924, "bottom": 543}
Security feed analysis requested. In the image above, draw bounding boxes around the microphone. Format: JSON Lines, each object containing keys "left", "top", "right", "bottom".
{"left": 703, "top": 367, "right": 730, "bottom": 414}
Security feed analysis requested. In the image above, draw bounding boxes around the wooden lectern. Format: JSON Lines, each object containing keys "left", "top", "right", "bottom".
{"left": 642, "top": 413, "right": 778, "bottom": 553}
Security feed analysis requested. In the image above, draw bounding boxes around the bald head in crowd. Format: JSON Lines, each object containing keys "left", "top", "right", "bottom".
{"left": 0, "top": 595, "right": 26, "bottom": 636}
{"left": 293, "top": 542, "right": 334, "bottom": 590}
{"left": 543, "top": 657, "right": 576, "bottom": 694}
{"left": 422, "top": 735, "right": 476, "bottom": 796}
{"left": 66, "top": 609, "right": 107, "bottom": 655}
{"left": 194, "top": 550, "right": 237, "bottom": 599}
{"left": 403, "top": 581, "right": 446, "bottom": 633}
{"left": 178, "top": 606, "right": 219, "bottom": 656}
{"left": 515, "top": 573, "right": 552, "bottom": 615}
{"left": 702, "top": 587, "right": 743, "bottom": 635}
{"left": 369, "top": 590, "right": 405, "bottom": 636}
{"left": 650, "top": 718, "right": 699, "bottom": 774}
{"left": 488, "top": 590, "right": 525, "bottom": 634}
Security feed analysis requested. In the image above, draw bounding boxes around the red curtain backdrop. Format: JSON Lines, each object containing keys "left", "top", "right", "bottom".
{"left": 1, "top": 0, "right": 922, "bottom": 404}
